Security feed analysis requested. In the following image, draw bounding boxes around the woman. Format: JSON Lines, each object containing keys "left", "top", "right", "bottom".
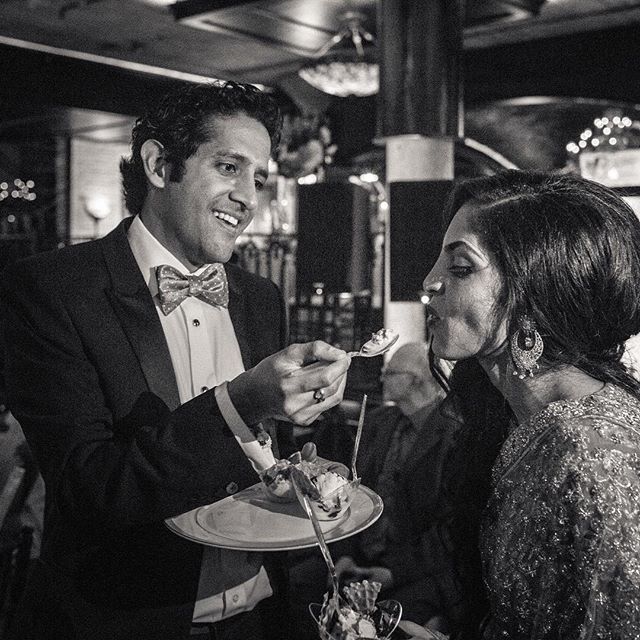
{"left": 415, "top": 170, "right": 640, "bottom": 638}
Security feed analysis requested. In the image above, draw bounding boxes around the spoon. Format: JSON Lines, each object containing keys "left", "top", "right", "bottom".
{"left": 351, "top": 394, "right": 367, "bottom": 481}
{"left": 349, "top": 328, "right": 399, "bottom": 358}
{"left": 296, "top": 328, "right": 400, "bottom": 378}
{"left": 292, "top": 475, "right": 341, "bottom": 598}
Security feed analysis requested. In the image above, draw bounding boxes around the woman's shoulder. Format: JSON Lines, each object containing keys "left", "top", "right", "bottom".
{"left": 494, "top": 385, "right": 640, "bottom": 487}
{"left": 547, "top": 384, "right": 640, "bottom": 452}
{"left": 526, "top": 386, "right": 640, "bottom": 504}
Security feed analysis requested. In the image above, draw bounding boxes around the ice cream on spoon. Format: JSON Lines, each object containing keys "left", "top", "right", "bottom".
{"left": 349, "top": 329, "right": 399, "bottom": 358}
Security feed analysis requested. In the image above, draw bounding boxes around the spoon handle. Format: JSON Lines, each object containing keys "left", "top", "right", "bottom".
{"left": 351, "top": 394, "right": 367, "bottom": 480}
{"left": 294, "top": 476, "right": 340, "bottom": 596}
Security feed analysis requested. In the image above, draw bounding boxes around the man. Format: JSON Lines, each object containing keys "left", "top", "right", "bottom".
{"left": 0, "top": 81, "right": 350, "bottom": 640}
{"left": 333, "top": 342, "right": 462, "bottom": 633}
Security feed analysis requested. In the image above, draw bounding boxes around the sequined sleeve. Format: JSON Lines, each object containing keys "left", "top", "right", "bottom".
{"left": 560, "top": 416, "right": 640, "bottom": 638}
{"left": 480, "top": 385, "right": 640, "bottom": 640}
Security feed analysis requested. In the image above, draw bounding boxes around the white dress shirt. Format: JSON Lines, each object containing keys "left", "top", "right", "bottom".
{"left": 127, "top": 215, "right": 276, "bottom": 623}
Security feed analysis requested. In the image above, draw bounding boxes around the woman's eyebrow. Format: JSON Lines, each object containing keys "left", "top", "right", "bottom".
{"left": 444, "top": 239, "right": 488, "bottom": 262}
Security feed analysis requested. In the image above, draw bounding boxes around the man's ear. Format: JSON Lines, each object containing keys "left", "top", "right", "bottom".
{"left": 140, "top": 139, "right": 167, "bottom": 188}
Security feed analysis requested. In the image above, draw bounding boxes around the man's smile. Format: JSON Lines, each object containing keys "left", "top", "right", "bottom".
{"left": 213, "top": 210, "right": 241, "bottom": 228}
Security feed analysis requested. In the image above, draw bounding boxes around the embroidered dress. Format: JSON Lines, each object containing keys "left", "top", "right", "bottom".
{"left": 480, "top": 384, "right": 640, "bottom": 639}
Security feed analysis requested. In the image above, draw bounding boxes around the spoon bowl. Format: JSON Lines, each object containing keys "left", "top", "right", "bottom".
{"left": 349, "top": 329, "right": 399, "bottom": 358}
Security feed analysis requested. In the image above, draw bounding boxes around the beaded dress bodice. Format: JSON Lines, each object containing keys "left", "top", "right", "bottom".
{"left": 480, "top": 384, "right": 640, "bottom": 639}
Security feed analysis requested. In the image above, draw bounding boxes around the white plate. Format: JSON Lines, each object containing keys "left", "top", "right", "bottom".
{"left": 165, "top": 482, "right": 383, "bottom": 551}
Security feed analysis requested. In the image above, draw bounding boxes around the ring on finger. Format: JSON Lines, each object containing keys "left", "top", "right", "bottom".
{"left": 313, "top": 389, "right": 326, "bottom": 404}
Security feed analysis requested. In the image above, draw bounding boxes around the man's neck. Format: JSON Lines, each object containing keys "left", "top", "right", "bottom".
{"left": 138, "top": 210, "right": 202, "bottom": 273}
{"left": 397, "top": 391, "right": 444, "bottom": 427}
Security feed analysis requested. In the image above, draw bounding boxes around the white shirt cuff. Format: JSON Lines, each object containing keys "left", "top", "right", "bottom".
{"left": 214, "top": 382, "right": 276, "bottom": 473}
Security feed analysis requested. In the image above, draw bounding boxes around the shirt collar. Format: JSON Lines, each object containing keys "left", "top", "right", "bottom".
{"left": 127, "top": 215, "right": 215, "bottom": 297}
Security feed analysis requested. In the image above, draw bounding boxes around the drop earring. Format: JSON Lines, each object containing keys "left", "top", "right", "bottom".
{"left": 510, "top": 315, "right": 544, "bottom": 379}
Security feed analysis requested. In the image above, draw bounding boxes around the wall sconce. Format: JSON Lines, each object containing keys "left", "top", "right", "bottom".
{"left": 82, "top": 194, "right": 112, "bottom": 238}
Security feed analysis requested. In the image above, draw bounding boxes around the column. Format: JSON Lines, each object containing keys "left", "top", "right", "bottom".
{"left": 377, "top": 0, "right": 463, "bottom": 346}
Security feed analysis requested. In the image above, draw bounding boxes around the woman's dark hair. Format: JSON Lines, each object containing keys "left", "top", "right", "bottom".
{"left": 120, "top": 80, "right": 282, "bottom": 216}
{"left": 446, "top": 169, "right": 640, "bottom": 396}
{"left": 437, "top": 358, "right": 510, "bottom": 637}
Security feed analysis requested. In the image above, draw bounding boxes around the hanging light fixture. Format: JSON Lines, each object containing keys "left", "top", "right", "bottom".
{"left": 566, "top": 111, "right": 640, "bottom": 187}
{"left": 298, "top": 11, "right": 378, "bottom": 98}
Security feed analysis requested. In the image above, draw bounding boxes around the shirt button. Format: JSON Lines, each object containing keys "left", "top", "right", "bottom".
{"left": 192, "top": 319, "right": 200, "bottom": 327}
{"left": 225, "top": 482, "right": 239, "bottom": 495}
{"left": 201, "top": 386, "right": 208, "bottom": 393}
{"left": 232, "top": 594, "right": 239, "bottom": 604}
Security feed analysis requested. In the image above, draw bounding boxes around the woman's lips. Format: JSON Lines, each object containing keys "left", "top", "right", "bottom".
{"left": 426, "top": 306, "right": 440, "bottom": 324}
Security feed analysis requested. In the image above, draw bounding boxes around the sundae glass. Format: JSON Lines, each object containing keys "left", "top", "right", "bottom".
{"left": 309, "top": 580, "right": 402, "bottom": 640}
{"left": 261, "top": 454, "right": 359, "bottom": 521}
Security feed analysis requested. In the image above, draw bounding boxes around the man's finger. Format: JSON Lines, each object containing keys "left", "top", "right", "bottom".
{"left": 301, "top": 441, "right": 317, "bottom": 461}
{"left": 286, "top": 355, "right": 351, "bottom": 385}
{"left": 286, "top": 341, "right": 348, "bottom": 367}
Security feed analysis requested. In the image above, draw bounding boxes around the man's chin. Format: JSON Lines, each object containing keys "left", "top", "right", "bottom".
{"left": 200, "top": 245, "right": 236, "bottom": 265}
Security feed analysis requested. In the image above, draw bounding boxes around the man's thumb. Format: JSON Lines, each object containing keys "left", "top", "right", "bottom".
{"left": 301, "top": 441, "right": 317, "bottom": 461}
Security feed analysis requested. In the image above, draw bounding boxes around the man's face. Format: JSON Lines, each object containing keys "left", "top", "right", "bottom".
{"left": 145, "top": 112, "right": 271, "bottom": 269}
{"left": 381, "top": 352, "right": 417, "bottom": 403}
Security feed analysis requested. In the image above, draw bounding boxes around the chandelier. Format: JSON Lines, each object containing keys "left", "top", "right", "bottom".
{"left": 298, "top": 11, "right": 378, "bottom": 98}
{"left": 566, "top": 111, "right": 640, "bottom": 187}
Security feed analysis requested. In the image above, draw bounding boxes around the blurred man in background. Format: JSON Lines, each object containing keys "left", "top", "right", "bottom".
{"left": 334, "top": 341, "right": 462, "bottom": 633}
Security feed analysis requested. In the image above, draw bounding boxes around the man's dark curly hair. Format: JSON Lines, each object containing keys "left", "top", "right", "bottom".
{"left": 120, "top": 80, "right": 282, "bottom": 216}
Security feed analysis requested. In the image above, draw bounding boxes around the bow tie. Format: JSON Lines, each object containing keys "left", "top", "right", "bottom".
{"left": 156, "top": 264, "right": 229, "bottom": 315}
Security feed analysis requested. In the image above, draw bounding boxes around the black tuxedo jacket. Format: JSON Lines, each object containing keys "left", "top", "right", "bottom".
{"left": 1, "top": 218, "right": 288, "bottom": 639}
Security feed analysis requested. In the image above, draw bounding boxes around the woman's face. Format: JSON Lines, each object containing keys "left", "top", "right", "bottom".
{"left": 422, "top": 201, "right": 508, "bottom": 361}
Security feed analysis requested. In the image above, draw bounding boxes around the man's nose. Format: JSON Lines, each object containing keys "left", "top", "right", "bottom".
{"left": 230, "top": 177, "right": 258, "bottom": 211}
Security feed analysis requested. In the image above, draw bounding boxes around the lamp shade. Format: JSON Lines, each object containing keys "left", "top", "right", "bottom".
{"left": 298, "top": 11, "right": 378, "bottom": 98}
{"left": 298, "top": 57, "right": 378, "bottom": 98}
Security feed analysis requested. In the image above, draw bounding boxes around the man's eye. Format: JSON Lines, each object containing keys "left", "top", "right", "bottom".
{"left": 449, "top": 265, "right": 473, "bottom": 278}
{"left": 220, "top": 162, "right": 237, "bottom": 174}
{"left": 255, "top": 180, "right": 265, "bottom": 191}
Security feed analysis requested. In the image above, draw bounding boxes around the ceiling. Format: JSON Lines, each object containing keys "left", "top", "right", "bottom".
{"left": 0, "top": 0, "right": 640, "bottom": 151}
{"left": 1, "top": 0, "right": 639, "bottom": 251}
{"left": 0, "top": 0, "right": 639, "bottom": 93}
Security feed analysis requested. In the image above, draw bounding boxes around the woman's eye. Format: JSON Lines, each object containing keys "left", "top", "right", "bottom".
{"left": 255, "top": 180, "right": 265, "bottom": 191}
{"left": 449, "top": 265, "right": 473, "bottom": 278}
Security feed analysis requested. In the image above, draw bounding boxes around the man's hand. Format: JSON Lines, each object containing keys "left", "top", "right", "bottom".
{"left": 227, "top": 341, "right": 351, "bottom": 426}
{"left": 396, "top": 620, "right": 450, "bottom": 639}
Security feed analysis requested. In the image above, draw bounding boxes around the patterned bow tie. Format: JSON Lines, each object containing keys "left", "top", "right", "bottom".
{"left": 156, "top": 264, "right": 229, "bottom": 315}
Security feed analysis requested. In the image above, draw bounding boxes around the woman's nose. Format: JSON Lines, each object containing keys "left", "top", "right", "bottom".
{"left": 421, "top": 277, "right": 443, "bottom": 302}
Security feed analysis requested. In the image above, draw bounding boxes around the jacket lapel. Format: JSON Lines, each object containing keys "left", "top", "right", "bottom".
{"left": 225, "top": 267, "right": 253, "bottom": 371}
{"left": 100, "top": 219, "right": 181, "bottom": 411}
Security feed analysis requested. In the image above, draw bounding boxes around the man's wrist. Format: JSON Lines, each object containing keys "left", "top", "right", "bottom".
{"left": 215, "top": 383, "right": 276, "bottom": 472}
{"left": 226, "top": 371, "right": 264, "bottom": 425}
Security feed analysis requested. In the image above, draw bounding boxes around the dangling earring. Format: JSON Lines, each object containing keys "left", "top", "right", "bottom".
{"left": 510, "top": 315, "right": 544, "bottom": 379}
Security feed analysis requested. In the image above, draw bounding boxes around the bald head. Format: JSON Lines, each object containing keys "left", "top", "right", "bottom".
{"left": 382, "top": 341, "right": 445, "bottom": 411}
